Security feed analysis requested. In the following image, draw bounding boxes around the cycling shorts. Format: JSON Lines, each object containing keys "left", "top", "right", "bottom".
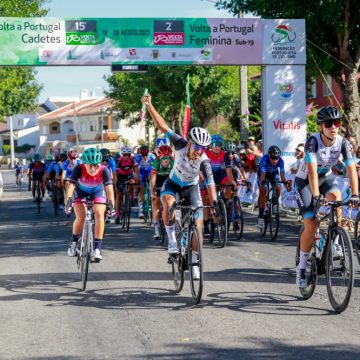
{"left": 116, "top": 174, "right": 135, "bottom": 193}
{"left": 73, "top": 188, "right": 107, "bottom": 205}
{"left": 294, "top": 174, "right": 340, "bottom": 220}
{"left": 160, "top": 179, "right": 203, "bottom": 219}
{"left": 257, "top": 174, "right": 280, "bottom": 188}
{"left": 32, "top": 171, "right": 44, "bottom": 181}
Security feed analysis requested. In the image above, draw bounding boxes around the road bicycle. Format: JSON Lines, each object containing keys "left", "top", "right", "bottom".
{"left": 120, "top": 182, "right": 137, "bottom": 232}
{"left": 295, "top": 199, "right": 354, "bottom": 313}
{"left": 168, "top": 200, "right": 216, "bottom": 304}
{"left": 260, "top": 180, "right": 288, "bottom": 241}
{"left": 353, "top": 209, "right": 360, "bottom": 264}
{"left": 49, "top": 178, "right": 60, "bottom": 216}
{"left": 34, "top": 179, "right": 42, "bottom": 214}
{"left": 143, "top": 179, "right": 152, "bottom": 224}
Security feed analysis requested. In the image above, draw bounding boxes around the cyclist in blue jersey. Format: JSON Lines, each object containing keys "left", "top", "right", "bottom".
{"left": 14, "top": 161, "right": 24, "bottom": 187}
{"left": 257, "top": 146, "right": 291, "bottom": 229}
{"left": 141, "top": 94, "right": 218, "bottom": 279}
{"left": 27, "top": 153, "right": 46, "bottom": 201}
{"left": 43, "top": 154, "right": 57, "bottom": 197}
{"left": 134, "top": 145, "right": 156, "bottom": 218}
{"left": 55, "top": 153, "right": 67, "bottom": 211}
{"left": 100, "top": 148, "right": 116, "bottom": 178}
{"left": 62, "top": 148, "right": 82, "bottom": 189}
{"left": 294, "top": 107, "right": 359, "bottom": 288}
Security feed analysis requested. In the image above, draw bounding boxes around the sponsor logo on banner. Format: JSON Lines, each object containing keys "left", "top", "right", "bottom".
{"left": 67, "top": 50, "right": 84, "bottom": 61}
{"left": 38, "top": 49, "right": 52, "bottom": 61}
{"left": 200, "top": 49, "right": 212, "bottom": 60}
{"left": 271, "top": 25, "right": 296, "bottom": 44}
{"left": 152, "top": 50, "right": 160, "bottom": 59}
{"left": 279, "top": 83, "right": 294, "bottom": 99}
{"left": 273, "top": 119, "right": 301, "bottom": 130}
{"left": 129, "top": 48, "right": 137, "bottom": 56}
{"left": 171, "top": 52, "right": 177, "bottom": 58}
{"left": 154, "top": 33, "right": 184, "bottom": 45}
{"left": 66, "top": 33, "right": 97, "bottom": 45}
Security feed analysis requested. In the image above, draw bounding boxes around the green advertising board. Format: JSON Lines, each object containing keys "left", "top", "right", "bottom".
{"left": 0, "top": 17, "right": 264, "bottom": 65}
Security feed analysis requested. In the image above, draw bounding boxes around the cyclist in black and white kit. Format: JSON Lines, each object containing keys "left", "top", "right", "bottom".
{"left": 295, "top": 106, "right": 359, "bottom": 288}
{"left": 141, "top": 94, "right": 218, "bottom": 278}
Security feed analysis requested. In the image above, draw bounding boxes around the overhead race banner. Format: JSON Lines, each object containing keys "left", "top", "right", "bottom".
{"left": 0, "top": 17, "right": 305, "bottom": 66}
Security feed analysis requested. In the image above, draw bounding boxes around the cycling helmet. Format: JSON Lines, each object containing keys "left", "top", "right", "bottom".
{"left": 316, "top": 106, "right": 341, "bottom": 124}
{"left": 224, "top": 141, "right": 237, "bottom": 152}
{"left": 268, "top": 145, "right": 281, "bottom": 160}
{"left": 139, "top": 145, "right": 149, "bottom": 156}
{"left": 188, "top": 127, "right": 211, "bottom": 147}
{"left": 55, "top": 155, "right": 60, "bottom": 162}
{"left": 100, "top": 148, "right": 110, "bottom": 161}
{"left": 67, "top": 147, "right": 78, "bottom": 160}
{"left": 59, "top": 153, "right": 67, "bottom": 161}
{"left": 81, "top": 148, "right": 103, "bottom": 165}
{"left": 121, "top": 146, "right": 132, "bottom": 155}
{"left": 45, "top": 154, "right": 53, "bottom": 161}
{"left": 158, "top": 145, "right": 172, "bottom": 157}
{"left": 33, "top": 153, "right": 42, "bottom": 161}
{"left": 211, "top": 134, "right": 223, "bottom": 145}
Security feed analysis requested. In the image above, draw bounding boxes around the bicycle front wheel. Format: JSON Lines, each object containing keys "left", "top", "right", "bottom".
{"left": 171, "top": 223, "right": 184, "bottom": 292}
{"left": 233, "top": 196, "right": 244, "bottom": 240}
{"left": 325, "top": 227, "right": 354, "bottom": 313}
{"left": 295, "top": 225, "right": 317, "bottom": 299}
{"left": 36, "top": 183, "right": 41, "bottom": 214}
{"left": 125, "top": 192, "right": 131, "bottom": 232}
{"left": 269, "top": 202, "right": 280, "bottom": 241}
{"left": 188, "top": 225, "right": 203, "bottom": 304}
{"left": 353, "top": 212, "right": 360, "bottom": 265}
{"left": 80, "top": 222, "right": 92, "bottom": 291}
{"left": 216, "top": 199, "right": 228, "bottom": 248}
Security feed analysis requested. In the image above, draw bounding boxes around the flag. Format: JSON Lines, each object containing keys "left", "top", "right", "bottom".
{"left": 182, "top": 74, "right": 191, "bottom": 138}
{"left": 139, "top": 88, "right": 148, "bottom": 137}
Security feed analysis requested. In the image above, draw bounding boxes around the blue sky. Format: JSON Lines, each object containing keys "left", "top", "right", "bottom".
{"left": 36, "top": 0, "right": 232, "bottom": 102}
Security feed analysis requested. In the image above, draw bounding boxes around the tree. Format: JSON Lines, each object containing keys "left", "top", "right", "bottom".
{"left": 216, "top": 0, "right": 360, "bottom": 144}
{"left": 106, "top": 65, "right": 240, "bottom": 130}
{"left": 0, "top": 0, "right": 47, "bottom": 119}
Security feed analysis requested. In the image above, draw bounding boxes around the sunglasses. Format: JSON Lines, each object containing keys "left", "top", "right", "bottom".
{"left": 323, "top": 119, "right": 341, "bottom": 129}
{"left": 191, "top": 143, "right": 207, "bottom": 152}
{"left": 122, "top": 153, "right": 131, "bottom": 157}
{"left": 211, "top": 141, "right": 223, "bottom": 147}
{"left": 160, "top": 156, "right": 171, "bottom": 161}
{"left": 87, "top": 164, "right": 100, "bottom": 169}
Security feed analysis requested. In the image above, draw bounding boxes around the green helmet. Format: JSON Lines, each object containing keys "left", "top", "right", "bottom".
{"left": 46, "top": 154, "right": 53, "bottom": 161}
{"left": 81, "top": 148, "right": 103, "bottom": 165}
{"left": 33, "top": 153, "right": 42, "bottom": 161}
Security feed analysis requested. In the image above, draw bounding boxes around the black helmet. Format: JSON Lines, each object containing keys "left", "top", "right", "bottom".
{"left": 59, "top": 152, "right": 67, "bottom": 161}
{"left": 100, "top": 148, "right": 110, "bottom": 161}
{"left": 268, "top": 145, "right": 281, "bottom": 160}
{"left": 316, "top": 106, "right": 341, "bottom": 124}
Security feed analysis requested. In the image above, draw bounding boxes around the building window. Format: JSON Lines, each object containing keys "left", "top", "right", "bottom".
{"left": 306, "top": 78, "right": 317, "bottom": 99}
{"left": 90, "top": 121, "right": 97, "bottom": 132}
{"left": 49, "top": 122, "right": 60, "bottom": 134}
{"left": 17, "top": 119, "right": 24, "bottom": 127}
{"left": 323, "top": 75, "right": 332, "bottom": 96}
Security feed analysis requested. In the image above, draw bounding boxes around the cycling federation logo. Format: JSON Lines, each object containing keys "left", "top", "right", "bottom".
{"left": 153, "top": 20, "right": 185, "bottom": 45}
{"left": 279, "top": 83, "right": 294, "bottom": 99}
{"left": 200, "top": 49, "right": 212, "bottom": 60}
{"left": 38, "top": 49, "right": 52, "bottom": 61}
{"left": 271, "top": 25, "right": 296, "bottom": 44}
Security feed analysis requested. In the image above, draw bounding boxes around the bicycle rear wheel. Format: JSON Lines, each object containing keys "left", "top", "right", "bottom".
{"left": 53, "top": 188, "right": 59, "bottom": 216}
{"left": 125, "top": 191, "right": 131, "bottom": 232}
{"left": 261, "top": 204, "right": 269, "bottom": 237}
{"left": 188, "top": 225, "right": 203, "bottom": 304}
{"left": 295, "top": 225, "right": 317, "bottom": 299}
{"left": 160, "top": 220, "right": 166, "bottom": 246}
{"left": 232, "top": 196, "right": 244, "bottom": 240}
{"left": 216, "top": 199, "right": 228, "bottom": 248}
{"left": 171, "top": 224, "right": 184, "bottom": 292}
{"left": 269, "top": 201, "right": 280, "bottom": 241}
{"left": 36, "top": 182, "right": 41, "bottom": 214}
{"left": 325, "top": 227, "right": 354, "bottom": 313}
{"left": 80, "top": 222, "right": 91, "bottom": 291}
{"left": 353, "top": 212, "right": 360, "bottom": 265}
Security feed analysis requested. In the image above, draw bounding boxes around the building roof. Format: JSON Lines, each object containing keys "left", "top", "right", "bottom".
{"left": 0, "top": 122, "right": 7, "bottom": 132}
{"left": 38, "top": 97, "right": 116, "bottom": 122}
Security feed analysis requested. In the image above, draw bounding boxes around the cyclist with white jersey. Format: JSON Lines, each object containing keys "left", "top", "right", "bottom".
{"left": 141, "top": 94, "right": 218, "bottom": 279}
{"left": 294, "top": 106, "right": 359, "bottom": 288}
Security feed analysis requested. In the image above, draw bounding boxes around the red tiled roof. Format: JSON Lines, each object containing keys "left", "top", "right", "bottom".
{"left": 0, "top": 122, "right": 7, "bottom": 132}
{"left": 38, "top": 97, "right": 116, "bottom": 122}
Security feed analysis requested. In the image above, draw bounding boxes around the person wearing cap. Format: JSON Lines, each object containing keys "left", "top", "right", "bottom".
{"left": 246, "top": 137, "right": 258, "bottom": 173}
{"left": 290, "top": 144, "right": 305, "bottom": 174}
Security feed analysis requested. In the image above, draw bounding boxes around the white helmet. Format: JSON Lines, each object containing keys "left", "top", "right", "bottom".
{"left": 188, "top": 127, "right": 211, "bottom": 147}
{"left": 121, "top": 146, "right": 132, "bottom": 155}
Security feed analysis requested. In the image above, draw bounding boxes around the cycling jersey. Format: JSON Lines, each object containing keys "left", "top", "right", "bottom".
{"left": 14, "top": 164, "right": 23, "bottom": 175}
{"left": 205, "top": 150, "right": 232, "bottom": 184}
{"left": 151, "top": 157, "right": 174, "bottom": 194}
{"left": 45, "top": 160, "right": 57, "bottom": 175}
{"left": 135, "top": 153, "right": 156, "bottom": 184}
{"left": 55, "top": 162, "right": 64, "bottom": 176}
{"left": 104, "top": 156, "right": 116, "bottom": 173}
{"left": 257, "top": 154, "right": 285, "bottom": 179}
{"left": 296, "top": 133, "right": 354, "bottom": 181}
{"left": 116, "top": 156, "right": 138, "bottom": 176}
{"left": 165, "top": 129, "right": 215, "bottom": 187}
{"left": 28, "top": 161, "right": 45, "bottom": 174}
{"left": 70, "top": 164, "right": 112, "bottom": 194}
{"left": 63, "top": 159, "right": 82, "bottom": 179}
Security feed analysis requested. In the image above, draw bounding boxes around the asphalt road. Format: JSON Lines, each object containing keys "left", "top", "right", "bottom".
{"left": 0, "top": 170, "right": 359, "bottom": 360}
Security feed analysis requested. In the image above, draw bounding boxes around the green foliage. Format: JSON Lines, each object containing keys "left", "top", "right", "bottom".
{"left": 0, "top": 0, "right": 47, "bottom": 117}
{"left": 2, "top": 145, "right": 10, "bottom": 155}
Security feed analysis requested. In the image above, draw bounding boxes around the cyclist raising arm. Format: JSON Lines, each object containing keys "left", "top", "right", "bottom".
{"left": 65, "top": 148, "right": 115, "bottom": 262}
{"left": 141, "top": 94, "right": 218, "bottom": 279}
{"left": 295, "top": 107, "right": 359, "bottom": 288}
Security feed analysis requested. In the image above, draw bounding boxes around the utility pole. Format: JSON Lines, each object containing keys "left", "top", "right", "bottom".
{"left": 9, "top": 115, "right": 15, "bottom": 168}
{"left": 239, "top": 10, "right": 249, "bottom": 141}
{"left": 73, "top": 103, "right": 80, "bottom": 153}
